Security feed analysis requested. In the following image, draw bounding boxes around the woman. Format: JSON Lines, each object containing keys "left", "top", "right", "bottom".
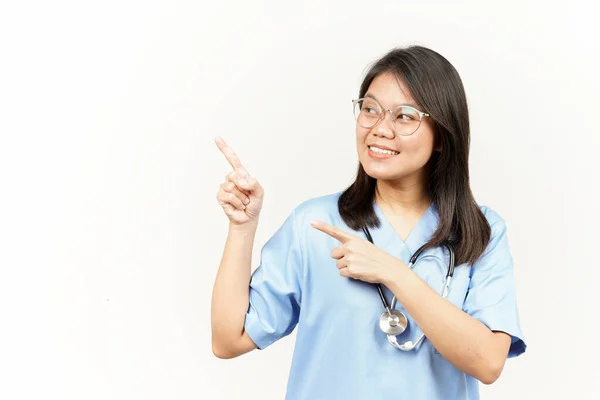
{"left": 211, "top": 45, "right": 526, "bottom": 399}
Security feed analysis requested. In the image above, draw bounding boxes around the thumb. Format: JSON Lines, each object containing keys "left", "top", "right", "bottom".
{"left": 241, "top": 176, "right": 263, "bottom": 196}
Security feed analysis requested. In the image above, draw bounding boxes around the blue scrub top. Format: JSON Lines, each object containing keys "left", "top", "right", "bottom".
{"left": 244, "top": 191, "right": 526, "bottom": 400}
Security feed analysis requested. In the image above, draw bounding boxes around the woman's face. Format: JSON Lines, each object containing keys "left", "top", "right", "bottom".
{"left": 356, "top": 72, "right": 439, "bottom": 183}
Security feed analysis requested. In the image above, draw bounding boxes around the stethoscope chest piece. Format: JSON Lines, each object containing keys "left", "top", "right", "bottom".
{"left": 379, "top": 310, "right": 408, "bottom": 335}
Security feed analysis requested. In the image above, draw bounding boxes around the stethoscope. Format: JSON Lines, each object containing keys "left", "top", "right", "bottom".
{"left": 361, "top": 226, "right": 455, "bottom": 351}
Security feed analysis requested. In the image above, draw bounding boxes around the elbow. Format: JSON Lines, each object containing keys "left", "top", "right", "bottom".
{"left": 211, "top": 333, "right": 236, "bottom": 359}
{"left": 212, "top": 343, "right": 234, "bottom": 359}
{"left": 212, "top": 338, "right": 240, "bottom": 359}
{"left": 212, "top": 333, "right": 250, "bottom": 359}
{"left": 479, "top": 371, "right": 500, "bottom": 385}
{"left": 477, "top": 356, "right": 505, "bottom": 385}
{"left": 212, "top": 323, "right": 255, "bottom": 359}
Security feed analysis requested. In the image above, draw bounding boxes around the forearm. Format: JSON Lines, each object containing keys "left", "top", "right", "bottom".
{"left": 211, "top": 222, "right": 258, "bottom": 352}
{"left": 385, "top": 264, "right": 509, "bottom": 384}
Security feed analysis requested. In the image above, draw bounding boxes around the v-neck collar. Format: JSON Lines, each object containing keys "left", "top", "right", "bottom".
{"left": 371, "top": 200, "right": 439, "bottom": 262}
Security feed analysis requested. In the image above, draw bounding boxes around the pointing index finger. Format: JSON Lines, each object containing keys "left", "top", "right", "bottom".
{"left": 214, "top": 136, "right": 244, "bottom": 171}
{"left": 310, "top": 220, "right": 355, "bottom": 243}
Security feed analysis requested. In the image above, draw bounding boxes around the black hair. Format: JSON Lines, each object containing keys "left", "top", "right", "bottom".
{"left": 338, "top": 45, "right": 491, "bottom": 266}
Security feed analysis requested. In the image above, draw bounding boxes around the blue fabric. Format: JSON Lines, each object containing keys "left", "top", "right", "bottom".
{"left": 244, "top": 191, "right": 526, "bottom": 399}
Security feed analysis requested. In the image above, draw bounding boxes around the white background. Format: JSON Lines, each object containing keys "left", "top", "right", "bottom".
{"left": 1, "top": 0, "right": 599, "bottom": 399}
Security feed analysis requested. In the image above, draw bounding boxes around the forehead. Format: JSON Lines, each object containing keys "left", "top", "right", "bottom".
{"left": 365, "top": 72, "right": 418, "bottom": 109}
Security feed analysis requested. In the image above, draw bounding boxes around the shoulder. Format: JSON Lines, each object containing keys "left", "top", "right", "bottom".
{"left": 477, "top": 204, "right": 508, "bottom": 234}
{"left": 290, "top": 190, "right": 344, "bottom": 226}
{"left": 280, "top": 190, "right": 350, "bottom": 240}
{"left": 476, "top": 204, "right": 510, "bottom": 259}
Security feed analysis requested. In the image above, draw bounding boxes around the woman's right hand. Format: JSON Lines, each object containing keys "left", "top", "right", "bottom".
{"left": 215, "top": 136, "right": 264, "bottom": 227}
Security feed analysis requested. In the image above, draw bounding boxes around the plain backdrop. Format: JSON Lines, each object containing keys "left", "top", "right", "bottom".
{"left": 1, "top": 0, "right": 599, "bottom": 399}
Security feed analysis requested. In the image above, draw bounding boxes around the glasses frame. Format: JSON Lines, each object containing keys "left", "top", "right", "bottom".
{"left": 352, "top": 98, "right": 430, "bottom": 136}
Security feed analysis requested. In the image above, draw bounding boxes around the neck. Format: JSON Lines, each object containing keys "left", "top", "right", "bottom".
{"left": 374, "top": 176, "right": 431, "bottom": 217}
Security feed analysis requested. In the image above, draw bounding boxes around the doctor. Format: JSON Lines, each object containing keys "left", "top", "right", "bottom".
{"left": 211, "top": 45, "right": 526, "bottom": 399}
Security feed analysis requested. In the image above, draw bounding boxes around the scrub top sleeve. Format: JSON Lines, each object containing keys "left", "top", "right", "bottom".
{"left": 243, "top": 209, "right": 304, "bottom": 350}
{"left": 462, "top": 218, "right": 527, "bottom": 358}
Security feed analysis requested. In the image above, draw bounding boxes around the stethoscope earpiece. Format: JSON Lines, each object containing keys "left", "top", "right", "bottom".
{"left": 387, "top": 334, "right": 422, "bottom": 352}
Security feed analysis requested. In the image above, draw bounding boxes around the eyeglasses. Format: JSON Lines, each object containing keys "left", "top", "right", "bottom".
{"left": 352, "top": 97, "right": 430, "bottom": 136}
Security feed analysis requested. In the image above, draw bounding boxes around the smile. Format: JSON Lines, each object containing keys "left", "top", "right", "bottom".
{"left": 368, "top": 146, "right": 399, "bottom": 156}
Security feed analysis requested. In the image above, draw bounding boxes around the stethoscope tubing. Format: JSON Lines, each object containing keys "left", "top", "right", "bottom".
{"left": 361, "top": 224, "right": 456, "bottom": 351}
{"left": 361, "top": 225, "right": 455, "bottom": 309}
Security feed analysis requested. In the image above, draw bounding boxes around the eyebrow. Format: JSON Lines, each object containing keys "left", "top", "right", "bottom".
{"left": 364, "top": 93, "right": 420, "bottom": 110}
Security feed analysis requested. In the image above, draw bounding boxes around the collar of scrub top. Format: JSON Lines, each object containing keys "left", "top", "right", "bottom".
{"left": 361, "top": 222, "right": 456, "bottom": 351}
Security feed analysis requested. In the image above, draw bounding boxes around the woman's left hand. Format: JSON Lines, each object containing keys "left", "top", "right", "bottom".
{"left": 310, "top": 219, "right": 404, "bottom": 284}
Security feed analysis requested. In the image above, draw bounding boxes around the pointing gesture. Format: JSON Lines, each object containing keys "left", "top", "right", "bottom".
{"left": 215, "top": 136, "right": 264, "bottom": 226}
{"left": 309, "top": 220, "right": 361, "bottom": 244}
{"left": 215, "top": 135, "right": 245, "bottom": 171}
{"left": 310, "top": 220, "right": 405, "bottom": 284}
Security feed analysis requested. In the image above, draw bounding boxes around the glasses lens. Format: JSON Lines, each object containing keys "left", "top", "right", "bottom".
{"left": 353, "top": 98, "right": 381, "bottom": 128}
{"left": 392, "top": 106, "right": 422, "bottom": 135}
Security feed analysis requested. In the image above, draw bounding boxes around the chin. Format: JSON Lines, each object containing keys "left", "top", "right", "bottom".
{"left": 361, "top": 161, "right": 403, "bottom": 180}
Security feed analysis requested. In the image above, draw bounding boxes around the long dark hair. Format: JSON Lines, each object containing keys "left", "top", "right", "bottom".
{"left": 338, "top": 45, "right": 491, "bottom": 266}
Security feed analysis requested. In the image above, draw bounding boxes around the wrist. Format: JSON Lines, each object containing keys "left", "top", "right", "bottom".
{"left": 229, "top": 221, "right": 258, "bottom": 234}
{"left": 382, "top": 259, "right": 409, "bottom": 288}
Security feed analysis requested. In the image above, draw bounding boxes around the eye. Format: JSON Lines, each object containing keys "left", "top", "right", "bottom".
{"left": 397, "top": 113, "right": 415, "bottom": 121}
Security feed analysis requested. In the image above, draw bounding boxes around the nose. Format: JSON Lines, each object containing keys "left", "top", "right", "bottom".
{"left": 373, "top": 109, "right": 395, "bottom": 138}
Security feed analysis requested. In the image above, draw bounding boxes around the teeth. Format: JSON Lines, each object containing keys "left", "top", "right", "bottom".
{"left": 369, "top": 146, "right": 399, "bottom": 155}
